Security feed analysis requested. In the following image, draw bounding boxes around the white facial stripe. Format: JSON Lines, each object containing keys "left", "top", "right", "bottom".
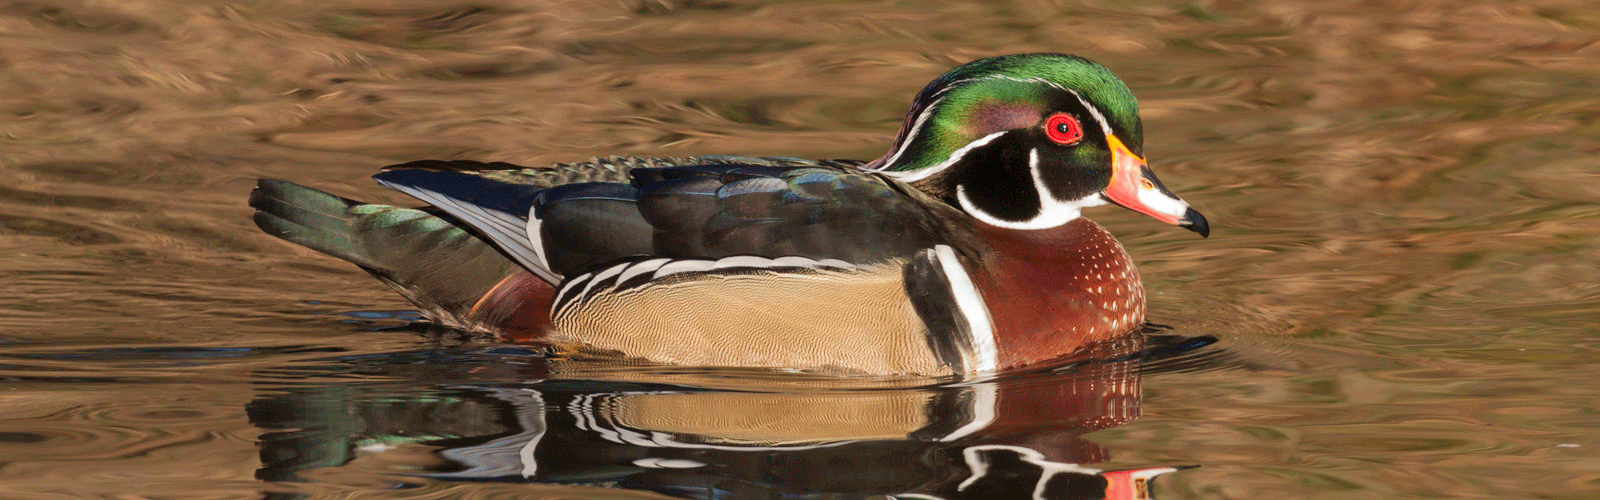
{"left": 881, "top": 131, "right": 1006, "bottom": 183}
{"left": 931, "top": 77, "right": 982, "bottom": 99}
{"left": 957, "top": 148, "right": 1108, "bottom": 230}
{"left": 874, "top": 96, "right": 946, "bottom": 172}
{"left": 934, "top": 245, "right": 996, "bottom": 373}
{"left": 1062, "top": 87, "right": 1113, "bottom": 136}
{"left": 878, "top": 74, "right": 1117, "bottom": 180}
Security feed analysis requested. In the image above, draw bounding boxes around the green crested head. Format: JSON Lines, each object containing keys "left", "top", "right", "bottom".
{"left": 871, "top": 53, "right": 1206, "bottom": 236}
{"left": 875, "top": 53, "right": 1143, "bottom": 174}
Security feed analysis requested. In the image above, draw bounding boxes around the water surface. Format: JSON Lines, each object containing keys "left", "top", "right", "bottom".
{"left": 1, "top": 0, "right": 1598, "bottom": 498}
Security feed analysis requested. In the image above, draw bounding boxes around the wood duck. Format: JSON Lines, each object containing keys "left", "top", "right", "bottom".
{"left": 250, "top": 53, "right": 1208, "bottom": 377}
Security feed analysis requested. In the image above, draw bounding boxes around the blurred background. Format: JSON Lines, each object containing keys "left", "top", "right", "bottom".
{"left": 0, "top": 0, "right": 1597, "bottom": 498}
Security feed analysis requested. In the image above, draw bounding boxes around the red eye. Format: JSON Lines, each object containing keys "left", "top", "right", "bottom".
{"left": 1044, "top": 113, "right": 1083, "bottom": 145}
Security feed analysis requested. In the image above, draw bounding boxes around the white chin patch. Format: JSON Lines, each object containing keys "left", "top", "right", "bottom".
{"left": 957, "top": 149, "right": 1104, "bottom": 230}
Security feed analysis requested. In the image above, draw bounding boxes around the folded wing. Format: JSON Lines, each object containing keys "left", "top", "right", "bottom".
{"left": 372, "top": 156, "right": 962, "bottom": 283}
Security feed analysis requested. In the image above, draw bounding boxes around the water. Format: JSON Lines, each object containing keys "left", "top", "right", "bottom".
{"left": 2, "top": 0, "right": 1598, "bottom": 498}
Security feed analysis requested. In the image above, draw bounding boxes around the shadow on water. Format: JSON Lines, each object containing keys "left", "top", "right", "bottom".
{"left": 247, "top": 326, "right": 1228, "bottom": 499}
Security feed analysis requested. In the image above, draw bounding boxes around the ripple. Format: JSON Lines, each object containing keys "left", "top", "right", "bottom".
{"left": 0, "top": 0, "right": 1598, "bottom": 498}
{"left": 0, "top": 212, "right": 122, "bottom": 245}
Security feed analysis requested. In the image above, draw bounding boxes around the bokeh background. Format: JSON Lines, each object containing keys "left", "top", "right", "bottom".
{"left": 1, "top": 0, "right": 1597, "bottom": 498}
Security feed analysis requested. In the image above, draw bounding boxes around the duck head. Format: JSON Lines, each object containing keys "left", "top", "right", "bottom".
{"left": 870, "top": 53, "right": 1208, "bottom": 237}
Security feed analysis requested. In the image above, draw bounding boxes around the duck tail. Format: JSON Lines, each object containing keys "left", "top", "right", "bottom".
{"left": 249, "top": 180, "right": 550, "bottom": 335}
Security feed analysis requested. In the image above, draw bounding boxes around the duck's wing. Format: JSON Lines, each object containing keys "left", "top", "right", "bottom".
{"left": 372, "top": 156, "right": 963, "bottom": 283}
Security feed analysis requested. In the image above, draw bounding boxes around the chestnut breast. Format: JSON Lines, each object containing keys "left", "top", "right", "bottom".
{"left": 969, "top": 218, "right": 1146, "bottom": 369}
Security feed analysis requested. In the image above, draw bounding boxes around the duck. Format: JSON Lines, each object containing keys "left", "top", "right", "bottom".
{"left": 249, "top": 53, "right": 1208, "bottom": 377}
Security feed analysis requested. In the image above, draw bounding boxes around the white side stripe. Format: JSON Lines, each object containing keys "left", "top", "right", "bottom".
{"left": 934, "top": 245, "right": 996, "bottom": 373}
{"left": 523, "top": 208, "right": 551, "bottom": 278}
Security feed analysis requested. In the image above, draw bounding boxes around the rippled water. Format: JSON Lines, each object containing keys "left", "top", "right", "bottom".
{"left": 3, "top": 0, "right": 1598, "bottom": 498}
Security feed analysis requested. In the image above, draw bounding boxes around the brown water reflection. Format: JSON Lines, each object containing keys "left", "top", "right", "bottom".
{"left": 2, "top": 0, "right": 1599, "bottom": 498}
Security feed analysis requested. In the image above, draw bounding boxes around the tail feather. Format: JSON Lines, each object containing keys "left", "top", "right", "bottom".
{"left": 250, "top": 180, "right": 376, "bottom": 269}
{"left": 250, "top": 180, "right": 537, "bottom": 332}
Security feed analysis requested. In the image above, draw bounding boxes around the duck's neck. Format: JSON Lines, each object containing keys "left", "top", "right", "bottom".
{"left": 968, "top": 218, "right": 1146, "bottom": 369}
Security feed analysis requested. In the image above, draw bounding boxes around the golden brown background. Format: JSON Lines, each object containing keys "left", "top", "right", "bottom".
{"left": 1, "top": 0, "right": 1597, "bottom": 498}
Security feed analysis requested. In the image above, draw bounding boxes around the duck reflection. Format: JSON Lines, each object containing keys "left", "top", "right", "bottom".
{"left": 250, "top": 332, "right": 1209, "bottom": 499}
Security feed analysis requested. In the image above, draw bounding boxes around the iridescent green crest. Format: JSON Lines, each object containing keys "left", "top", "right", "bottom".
{"left": 881, "top": 53, "right": 1143, "bottom": 172}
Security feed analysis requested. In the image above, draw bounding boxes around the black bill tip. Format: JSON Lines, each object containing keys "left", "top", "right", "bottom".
{"left": 1180, "top": 207, "right": 1210, "bottom": 238}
